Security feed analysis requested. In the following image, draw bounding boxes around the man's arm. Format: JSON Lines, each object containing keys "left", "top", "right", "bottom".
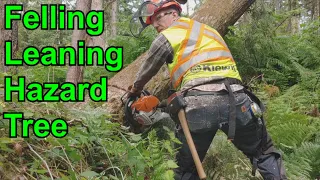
{"left": 133, "top": 34, "right": 173, "bottom": 91}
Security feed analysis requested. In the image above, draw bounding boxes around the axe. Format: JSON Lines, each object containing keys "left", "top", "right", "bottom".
{"left": 167, "top": 92, "right": 207, "bottom": 179}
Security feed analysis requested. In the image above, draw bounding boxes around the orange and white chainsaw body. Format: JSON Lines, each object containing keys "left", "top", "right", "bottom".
{"left": 130, "top": 95, "right": 169, "bottom": 126}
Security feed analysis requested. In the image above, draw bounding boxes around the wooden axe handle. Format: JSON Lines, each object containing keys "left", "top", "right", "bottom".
{"left": 178, "top": 110, "right": 206, "bottom": 179}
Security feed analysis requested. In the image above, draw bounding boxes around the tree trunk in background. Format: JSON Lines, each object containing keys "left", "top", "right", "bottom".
{"left": 58, "top": 0, "right": 63, "bottom": 46}
{"left": 66, "top": 0, "right": 92, "bottom": 84}
{"left": 106, "top": 0, "right": 256, "bottom": 114}
{"left": 89, "top": 0, "right": 105, "bottom": 50}
{"left": 0, "top": 0, "right": 18, "bottom": 73}
{"left": 88, "top": 0, "right": 105, "bottom": 67}
{"left": 318, "top": 0, "right": 320, "bottom": 17}
{"left": 271, "top": 0, "right": 275, "bottom": 12}
{"left": 111, "top": 0, "right": 117, "bottom": 37}
{"left": 287, "top": 0, "right": 292, "bottom": 32}
{"left": 0, "top": 1, "right": 4, "bottom": 73}
{"left": 21, "top": 0, "right": 29, "bottom": 69}
{"left": 275, "top": 0, "right": 282, "bottom": 13}
{"left": 311, "top": 0, "right": 315, "bottom": 20}
{"left": 318, "top": 0, "right": 320, "bottom": 34}
{"left": 291, "top": 0, "right": 300, "bottom": 34}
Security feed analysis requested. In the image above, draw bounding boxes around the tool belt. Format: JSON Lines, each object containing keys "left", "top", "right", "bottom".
{"left": 185, "top": 89, "right": 245, "bottom": 97}
{"left": 167, "top": 78, "right": 243, "bottom": 140}
{"left": 185, "top": 90, "right": 229, "bottom": 96}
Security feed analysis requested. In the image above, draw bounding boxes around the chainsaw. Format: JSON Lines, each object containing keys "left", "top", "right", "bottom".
{"left": 121, "top": 90, "right": 171, "bottom": 134}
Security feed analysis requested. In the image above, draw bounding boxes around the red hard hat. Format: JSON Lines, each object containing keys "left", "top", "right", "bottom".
{"left": 145, "top": 0, "right": 182, "bottom": 25}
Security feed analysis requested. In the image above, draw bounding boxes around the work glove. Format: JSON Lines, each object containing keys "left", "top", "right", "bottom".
{"left": 127, "top": 85, "right": 141, "bottom": 98}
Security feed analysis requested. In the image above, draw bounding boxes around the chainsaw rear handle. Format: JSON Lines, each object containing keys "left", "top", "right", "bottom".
{"left": 121, "top": 89, "right": 151, "bottom": 105}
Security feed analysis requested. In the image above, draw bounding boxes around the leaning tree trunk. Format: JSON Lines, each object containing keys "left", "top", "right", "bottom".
{"left": 66, "top": 0, "right": 92, "bottom": 84}
{"left": 106, "top": 0, "right": 256, "bottom": 115}
{"left": 191, "top": 0, "right": 255, "bottom": 36}
{"left": 0, "top": 0, "right": 18, "bottom": 73}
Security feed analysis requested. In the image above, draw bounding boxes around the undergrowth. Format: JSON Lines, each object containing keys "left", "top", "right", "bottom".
{"left": 203, "top": 83, "right": 320, "bottom": 179}
{"left": 0, "top": 101, "right": 179, "bottom": 180}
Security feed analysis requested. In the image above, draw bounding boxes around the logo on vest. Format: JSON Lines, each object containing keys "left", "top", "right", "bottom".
{"left": 190, "top": 65, "right": 202, "bottom": 73}
{"left": 190, "top": 64, "right": 237, "bottom": 73}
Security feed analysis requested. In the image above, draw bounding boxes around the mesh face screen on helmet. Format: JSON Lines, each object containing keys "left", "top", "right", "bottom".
{"left": 141, "top": 2, "right": 158, "bottom": 16}
{"left": 129, "top": 0, "right": 182, "bottom": 37}
{"left": 144, "top": 0, "right": 182, "bottom": 25}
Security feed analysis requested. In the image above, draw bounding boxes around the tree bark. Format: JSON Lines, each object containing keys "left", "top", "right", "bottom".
{"left": 65, "top": 0, "right": 92, "bottom": 84}
{"left": 287, "top": 0, "right": 292, "bottom": 32}
{"left": 111, "top": 0, "right": 117, "bottom": 37}
{"left": 88, "top": 0, "right": 106, "bottom": 66}
{"left": 89, "top": 0, "right": 105, "bottom": 48}
{"left": 106, "top": 0, "right": 256, "bottom": 114}
{"left": 0, "top": 0, "right": 19, "bottom": 73}
{"left": 310, "top": 0, "right": 315, "bottom": 20}
{"left": 291, "top": 0, "right": 300, "bottom": 34}
{"left": 318, "top": 0, "right": 320, "bottom": 18}
{"left": 191, "top": 0, "right": 255, "bottom": 36}
{"left": 275, "top": 0, "right": 282, "bottom": 13}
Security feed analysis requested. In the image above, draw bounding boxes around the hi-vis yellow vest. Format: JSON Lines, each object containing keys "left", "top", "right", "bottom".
{"left": 161, "top": 17, "right": 242, "bottom": 90}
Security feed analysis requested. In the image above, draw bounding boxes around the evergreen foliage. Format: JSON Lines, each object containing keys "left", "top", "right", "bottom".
{"left": 225, "top": 1, "right": 320, "bottom": 90}
{"left": 202, "top": 1, "right": 320, "bottom": 179}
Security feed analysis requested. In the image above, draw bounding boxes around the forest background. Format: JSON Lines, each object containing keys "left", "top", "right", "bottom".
{"left": 0, "top": 0, "right": 319, "bottom": 179}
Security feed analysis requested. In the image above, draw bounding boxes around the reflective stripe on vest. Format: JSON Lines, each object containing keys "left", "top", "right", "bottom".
{"left": 161, "top": 17, "right": 240, "bottom": 89}
{"left": 172, "top": 50, "right": 233, "bottom": 83}
{"left": 172, "top": 21, "right": 190, "bottom": 29}
{"left": 181, "top": 21, "right": 201, "bottom": 60}
{"left": 204, "top": 29, "right": 228, "bottom": 48}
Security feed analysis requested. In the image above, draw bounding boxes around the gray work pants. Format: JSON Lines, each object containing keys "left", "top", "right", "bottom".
{"left": 174, "top": 92, "right": 287, "bottom": 180}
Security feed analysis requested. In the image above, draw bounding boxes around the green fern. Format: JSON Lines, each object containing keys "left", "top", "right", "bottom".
{"left": 269, "top": 122, "right": 316, "bottom": 147}
{"left": 283, "top": 142, "right": 320, "bottom": 179}
{"left": 203, "top": 133, "right": 262, "bottom": 180}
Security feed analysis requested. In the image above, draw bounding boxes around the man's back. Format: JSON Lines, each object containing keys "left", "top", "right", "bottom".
{"left": 160, "top": 17, "right": 242, "bottom": 90}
